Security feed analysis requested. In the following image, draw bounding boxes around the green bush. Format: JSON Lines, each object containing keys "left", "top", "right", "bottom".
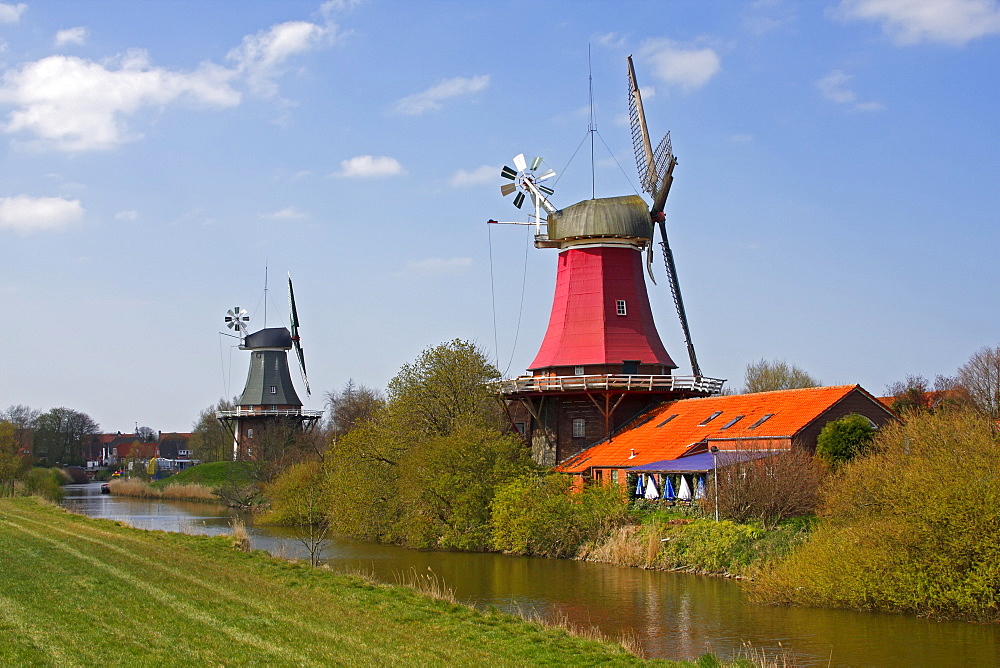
{"left": 22, "top": 468, "right": 64, "bottom": 501}
{"left": 751, "top": 409, "right": 1000, "bottom": 620}
{"left": 815, "top": 413, "right": 876, "bottom": 467}
{"left": 490, "top": 474, "right": 628, "bottom": 557}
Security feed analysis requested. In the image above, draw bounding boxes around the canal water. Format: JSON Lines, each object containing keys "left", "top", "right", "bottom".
{"left": 63, "top": 483, "right": 1000, "bottom": 665}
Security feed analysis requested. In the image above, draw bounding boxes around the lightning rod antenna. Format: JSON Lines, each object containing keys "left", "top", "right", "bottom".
{"left": 588, "top": 44, "right": 596, "bottom": 199}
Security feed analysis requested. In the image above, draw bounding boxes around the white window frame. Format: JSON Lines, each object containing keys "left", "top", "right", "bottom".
{"left": 574, "top": 366, "right": 585, "bottom": 376}
{"left": 616, "top": 300, "right": 627, "bottom": 316}
{"left": 572, "top": 418, "right": 586, "bottom": 438}
{"left": 270, "top": 385, "right": 277, "bottom": 394}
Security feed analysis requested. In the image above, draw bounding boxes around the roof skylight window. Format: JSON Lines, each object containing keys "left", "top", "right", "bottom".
{"left": 749, "top": 414, "right": 775, "bottom": 429}
{"left": 656, "top": 414, "right": 678, "bottom": 428}
{"left": 699, "top": 411, "right": 723, "bottom": 426}
{"left": 721, "top": 415, "right": 745, "bottom": 430}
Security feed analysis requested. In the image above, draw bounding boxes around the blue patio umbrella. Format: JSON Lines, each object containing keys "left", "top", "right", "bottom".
{"left": 661, "top": 476, "right": 676, "bottom": 501}
{"left": 695, "top": 477, "right": 706, "bottom": 500}
{"left": 635, "top": 474, "right": 645, "bottom": 496}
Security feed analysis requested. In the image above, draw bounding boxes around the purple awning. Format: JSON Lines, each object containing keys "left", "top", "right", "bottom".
{"left": 628, "top": 450, "right": 783, "bottom": 473}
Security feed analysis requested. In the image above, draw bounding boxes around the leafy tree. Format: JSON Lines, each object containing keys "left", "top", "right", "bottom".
{"left": 956, "top": 345, "right": 1000, "bottom": 418}
{"left": 325, "top": 340, "right": 519, "bottom": 547}
{"left": 743, "top": 359, "right": 819, "bottom": 394}
{"left": 0, "top": 421, "right": 31, "bottom": 496}
{"left": 815, "top": 414, "right": 876, "bottom": 467}
{"left": 324, "top": 379, "right": 384, "bottom": 440}
{"left": 263, "top": 460, "right": 336, "bottom": 566}
{"left": 189, "top": 398, "right": 236, "bottom": 462}
{"left": 387, "top": 339, "right": 504, "bottom": 437}
{"left": 393, "top": 425, "right": 535, "bottom": 550}
{"left": 33, "top": 408, "right": 99, "bottom": 466}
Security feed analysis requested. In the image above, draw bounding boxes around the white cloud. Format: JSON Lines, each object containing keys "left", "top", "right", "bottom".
{"left": 391, "top": 75, "right": 490, "bottom": 115}
{"left": 261, "top": 206, "right": 307, "bottom": 219}
{"left": 115, "top": 209, "right": 138, "bottom": 221}
{"left": 640, "top": 40, "right": 721, "bottom": 91}
{"left": 594, "top": 32, "right": 627, "bottom": 48}
{"left": 54, "top": 27, "right": 88, "bottom": 47}
{"left": 449, "top": 165, "right": 497, "bottom": 187}
{"left": 0, "top": 15, "right": 336, "bottom": 151}
{"left": 0, "top": 3, "right": 26, "bottom": 24}
{"left": 0, "top": 195, "right": 84, "bottom": 234}
{"left": 836, "top": 0, "right": 1000, "bottom": 45}
{"left": 227, "top": 20, "right": 334, "bottom": 96}
{"left": 744, "top": 0, "right": 798, "bottom": 34}
{"left": 331, "top": 155, "right": 405, "bottom": 178}
{"left": 0, "top": 50, "right": 240, "bottom": 151}
{"left": 817, "top": 69, "right": 885, "bottom": 111}
{"left": 401, "top": 257, "right": 472, "bottom": 278}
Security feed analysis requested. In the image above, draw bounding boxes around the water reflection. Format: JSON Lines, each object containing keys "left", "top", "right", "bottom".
{"left": 62, "top": 483, "right": 1000, "bottom": 665}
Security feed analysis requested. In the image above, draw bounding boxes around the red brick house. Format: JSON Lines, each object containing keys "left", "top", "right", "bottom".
{"left": 555, "top": 384, "right": 897, "bottom": 483}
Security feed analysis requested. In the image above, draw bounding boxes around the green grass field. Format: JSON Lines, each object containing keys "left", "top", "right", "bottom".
{"left": 0, "top": 498, "right": 656, "bottom": 666}
{"left": 150, "top": 460, "right": 244, "bottom": 489}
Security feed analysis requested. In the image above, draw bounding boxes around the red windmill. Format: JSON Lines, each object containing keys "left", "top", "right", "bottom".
{"left": 496, "top": 57, "right": 724, "bottom": 467}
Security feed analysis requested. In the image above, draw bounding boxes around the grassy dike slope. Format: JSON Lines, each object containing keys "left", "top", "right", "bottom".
{"left": 0, "top": 498, "right": 649, "bottom": 667}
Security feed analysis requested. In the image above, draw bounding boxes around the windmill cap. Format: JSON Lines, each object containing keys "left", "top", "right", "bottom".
{"left": 546, "top": 195, "right": 652, "bottom": 243}
{"left": 243, "top": 327, "right": 293, "bottom": 350}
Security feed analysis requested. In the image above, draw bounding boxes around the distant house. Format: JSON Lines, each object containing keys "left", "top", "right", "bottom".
{"left": 157, "top": 433, "right": 193, "bottom": 460}
{"left": 555, "top": 385, "right": 897, "bottom": 483}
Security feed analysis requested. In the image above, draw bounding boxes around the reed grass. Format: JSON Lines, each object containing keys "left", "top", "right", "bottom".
{"left": 229, "top": 517, "right": 251, "bottom": 553}
{"left": 108, "top": 479, "right": 218, "bottom": 502}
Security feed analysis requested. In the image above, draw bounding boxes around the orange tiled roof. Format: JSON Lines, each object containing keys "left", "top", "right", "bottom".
{"left": 556, "top": 385, "right": 870, "bottom": 473}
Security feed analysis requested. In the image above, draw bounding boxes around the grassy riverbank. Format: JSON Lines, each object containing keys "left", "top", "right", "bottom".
{"left": 0, "top": 497, "right": 666, "bottom": 666}
{"left": 578, "top": 511, "right": 815, "bottom": 578}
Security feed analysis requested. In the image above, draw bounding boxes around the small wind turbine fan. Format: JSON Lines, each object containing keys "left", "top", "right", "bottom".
{"left": 225, "top": 307, "right": 249, "bottom": 337}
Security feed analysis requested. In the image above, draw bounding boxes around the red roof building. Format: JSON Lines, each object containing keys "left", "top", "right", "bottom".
{"left": 556, "top": 385, "right": 897, "bottom": 479}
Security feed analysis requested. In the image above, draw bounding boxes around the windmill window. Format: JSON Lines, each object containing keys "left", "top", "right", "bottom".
{"left": 721, "top": 415, "right": 745, "bottom": 430}
{"left": 616, "top": 300, "right": 627, "bottom": 316}
{"left": 515, "top": 422, "right": 526, "bottom": 436}
{"left": 749, "top": 414, "right": 775, "bottom": 429}
{"left": 574, "top": 366, "right": 585, "bottom": 376}
{"left": 656, "top": 414, "right": 678, "bottom": 428}
{"left": 247, "top": 429, "right": 254, "bottom": 438}
{"left": 270, "top": 405, "right": 278, "bottom": 410}
{"left": 699, "top": 411, "right": 723, "bottom": 426}
{"left": 573, "top": 418, "right": 586, "bottom": 438}
{"left": 269, "top": 385, "right": 277, "bottom": 394}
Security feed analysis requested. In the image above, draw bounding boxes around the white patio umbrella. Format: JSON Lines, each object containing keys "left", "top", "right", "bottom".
{"left": 643, "top": 475, "right": 659, "bottom": 500}
{"left": 677, "top": 475, "right": 692, "bottom": 501}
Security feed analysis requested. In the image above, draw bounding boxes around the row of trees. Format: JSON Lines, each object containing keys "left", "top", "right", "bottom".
{"left": 0, "top": 405, "right": 102, "bottom": 466}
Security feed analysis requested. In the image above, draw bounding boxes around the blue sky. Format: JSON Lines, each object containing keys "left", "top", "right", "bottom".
{"left": 1, "top": 0, "right": 998, "bottom": 433}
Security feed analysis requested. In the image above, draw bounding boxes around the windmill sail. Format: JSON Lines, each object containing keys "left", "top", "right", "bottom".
{"left": 287, "top": 275, "right": 311, "bottom": 396}
{"left": 628, "top": 55, "right": 701, "bottom": 378}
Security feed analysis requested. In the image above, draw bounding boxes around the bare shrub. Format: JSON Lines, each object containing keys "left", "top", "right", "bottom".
{"left": 709, "top": 448, "right": 821, "bottom": 529}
